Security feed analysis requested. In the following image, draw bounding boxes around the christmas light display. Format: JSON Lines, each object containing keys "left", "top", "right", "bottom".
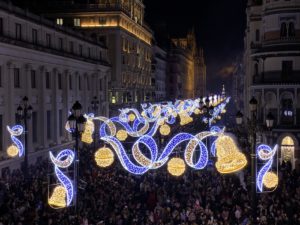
{"left": 159, "top": 124, "right": 171, "bottom": 136}
{"left": 6, "top": 125, "right": 24, "bottom": 157}
{"left": 48, "top": 149, "right": 74, "bottom": 209}
{"left": 116, "top": 129, "right": 128, "bottom": 141}
{"left": 94, "top": 147, "right": 115, "bottom": 167}
{"left": 167, "top": 157, "right": 186, "bottom": 176}
{"left": 215, "top": 134, "right": 247, "bottom": 174}
{"left": 81, "top": 118, "right": 95, "bottom": 144}
{"left": 256, "top": 144, "right": 278, "bottom": 192}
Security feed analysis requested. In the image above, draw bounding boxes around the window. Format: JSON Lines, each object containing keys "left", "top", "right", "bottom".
{"left": 15, "top": 23, "right": 22, "bottom": 40}
{"left": 31, "top": 70, "right": 36, "bottom": 88}
{"left": 56, "top": 18, "right": 63, "bottom": 26}
{"left": 69, "top": 41, "right": 74, "bottom": 53}
{"left": 78, "top": 76, "right": 82, "bottom": 90}
{"left": 14, "top": 68, "right": 20, "bottom": 88}
{"left": 0, "top": 18, "right": 3, "bottom": 35}
{"left": 288, "top": 22, "right": 295, "bottom": 37}
{"left": 99, "top": 51, "right": 102, "bottom": 60}
{"left": 46, "top": 33, "right": 51, "bottom": 47}
{"left": 88, "top": 47, "right": 91, "bottom": 58}
{"left": 255, "top": 29, "right": 260, "bottom": 42}
{"left": 46, "top": 72, "right": 51, "bottom": 89}
{"left": 47, "top": 110, "right": 51, "bottom": 139}
{"left": 280, "top": 23, "right": 287, "bottom": 38}
{"left": 0, "top": 115, "right": 2, "bottom": 151}
{"left": 32, "top": 111, "right": 37, "bottom": 143}
{"left": 58, "top": 38, "right": 63, "bottom": 50}
{"left": 59, "top": 110, "right": 63, "bottom": 137}
{"left": 0, "top": 66, "right": 2, "bottom": 87}
{"left": 79, "top": 44, "right": 83, "bottom": 56}
{"left": 74, "top": 18, "right": 80, "bottom": 27}
{"left": 282, "top": 61, "right": 293, "bottom": 80}
{"left": 58, "top": 73, "right": 62, "bottom": 89}
{"left": 69, "top": 75, "right": 72, "bottom": 90}
{"left": 86, "top": 77, "right": 90, "bottom": 90}
{"left": 281, "top": 98, "right": 293, "bottom": 125}
{"left": 32, "top": 29, "right": 37, "bottom": 44}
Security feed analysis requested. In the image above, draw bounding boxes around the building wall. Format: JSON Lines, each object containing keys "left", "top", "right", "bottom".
{"left": 0, "top": 1, "right": 110, "bottom": 167}
{"left": 152, "top": 46, "right": 167, "bottom": 101}
{"left": 244, "top": 0, "right": 300, "bottom": 169}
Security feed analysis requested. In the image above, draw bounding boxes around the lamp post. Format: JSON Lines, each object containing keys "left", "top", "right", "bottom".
{"left": 67, "top": 101, "right": 86, "bottom": 214}
{"left": 90, "top": 96, "right": 99, "bottom": 151}
{"left": 17, "top": 96, "right": 33, "bottom": 179}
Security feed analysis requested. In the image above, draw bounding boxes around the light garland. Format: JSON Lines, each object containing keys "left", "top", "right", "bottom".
{"left": 49, "top": 149, "right": 74, "bottom": 209}
{"left": 6, "top": 125, "right": 24, "bottom": 158}
{"left": 94, "top": 147, "right": 115, "bottom": 167}
{"left": 159, "top": 124, "right": 171, "bottom": 136}
{"left": 215, "top": 134, "right": 247, "bottom": 174}
{"left": 256, "top": 144, "right": 278, "bottom": 192}
{"left": 167, "top": 157, "right": 186, "bottom": 176}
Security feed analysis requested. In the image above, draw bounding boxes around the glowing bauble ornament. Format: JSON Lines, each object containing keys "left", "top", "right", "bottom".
{"left": 194, "top": 108, "right": 200, "bottom": 115}
{"left": 48, "top": 185, "right": 67, "bottom": 208}
{"left": 263, "top": 172, "right": 278, "bottom": 189}
{"left": 167, "top": 157, "right": 186, "bottom": 176}
{"left": 7, "top": 145, "right": 19, "bottom": 157}
{"left": 94, "top": 147, "right": 114, "bottom": 168}
{"left": 128, "top": 114, "right": 136, "bottom": 122}
{"left": 159, "top": 124, "right": 170, "bottom": 136}
{"left": 116, "top": 129, "right": 128, "bottom": 141}
{"left": 215, "top": 134, "right": 247, "bottom": 174}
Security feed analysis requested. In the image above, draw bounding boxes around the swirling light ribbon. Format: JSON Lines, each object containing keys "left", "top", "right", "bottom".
{"left": 7, "top": 125, "right": 24, "bottom": 157}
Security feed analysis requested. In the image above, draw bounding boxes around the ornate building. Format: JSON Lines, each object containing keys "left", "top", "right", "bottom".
{"left": 40, "top": 0, "right": 153, "bottom": 114}
{"left": 167, "top": 29, "right": 206, "bottom": 100}
{"left": 244, "top": 0, "right": 300, "bottom": 169}
{"left": 0, "top": 1, "right": 110, "bottom": 170}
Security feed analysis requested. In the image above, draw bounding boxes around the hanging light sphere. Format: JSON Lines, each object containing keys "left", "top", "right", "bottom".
{"left": 159, "top": 124, "right": 171, "bottom": 136}
{"left": 116, "top": 129, "right": 128, "bottom": 141}
{"left": 167, "top": 157, "right": 186, "bottom": 177}
{"left": 263, "top": 172, "right": 278, "bottom": 189}
{"left": 128, "top": 113, "right": 136, "bottom": 122}
{"left": 48, "top": 185, "right": 67, "bottom": 209}
{"left": 94, "top": 147, "right": 115, "bottom": 168}
{"left": 7, "top": 145, "right": 19, "bottom": 157}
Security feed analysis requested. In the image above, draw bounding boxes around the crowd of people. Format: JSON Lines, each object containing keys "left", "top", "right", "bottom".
{"left": 0, "top": 146, "right": 299, "bottom": 225}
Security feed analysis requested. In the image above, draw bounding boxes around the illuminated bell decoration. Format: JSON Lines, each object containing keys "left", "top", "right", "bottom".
{"left": 159, "top": 124, "right": 170, "bottom": 136}
{"left": 128, "top": 113, "right": 136, "bottom": 122}
{"left": 116, "top": 129, "right": 128, "bottom": 141}
{"left": 194, "top": 108, "right": 201, "bottom": 115}
{"left": 48, "top": 185, "right": 67, "bottom": 208}
{"left": 167, "top": 157, "right": 186, "bottom": 176}
{"left": 263, "top": 172, "right": 278, "bottom": 189}
{"left": 215, "top": 135, "right": 247, "bottom": 174}
{"left": 94, "top": 147, "right": 114, "bottom": 168}
{"left": 81, "top": 120, "right": 94, "bottom": 144}
{"left": 179, "top": 112, "right": 193, "bottom": 126}
{"left": 7, "top": 145, "right": 19, "bottom": 157}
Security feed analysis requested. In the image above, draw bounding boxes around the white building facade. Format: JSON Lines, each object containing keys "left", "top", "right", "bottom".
{"left": 0, "top": 1, "right": 110, "bottom": 170}
{"left": 244, "top": 0, "right": 300, "bottom": 169}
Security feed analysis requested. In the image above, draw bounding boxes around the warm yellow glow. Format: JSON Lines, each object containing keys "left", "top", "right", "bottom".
{"left": 263, "top": 172, "right": 278, "bottom": 189}
{"left": 158, "top": 119, "right": 165, "bottom": 126}
{"left": 94, "top": 147, "right": 114, "bottom": 168}
{"left": 167, "top": 157, "right": 186, "bottom": 176}
{"left": 81, "top": 119, "right": 94, "bottom": 144}
{"left": 281, "top": 136, "right": 295, "bottom": 162}
{"left": 159, "top": 124, "right": 170, "bottom": 136}
{"left": 194, "top": 108, "right": 201, "bottom": 115}
{"left": 116, "top": 130, "right": 128, "bottom": 141}
{"left": 7, "top": 145, "right": 19, "bottom": 157}
{"left": 222, "top": 109, "right": 226, "bottom": 114}
{"left": 215, "top": 135, "right": 247, "bottom": 174}
{"left": 48, "top": 186, "right": 67, "bottom": 208}
{"left": 179, "top": 112, "right": 193, "bottom": 126}
{"left": 128, "top": 114, "right": 136, "bottom": 122}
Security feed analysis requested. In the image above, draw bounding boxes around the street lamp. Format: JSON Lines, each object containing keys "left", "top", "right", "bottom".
{"left": 235, "top": 111, "right": 243, "bottom": 125}
{"left": 67, "top": 101, "right": 86, "bottom": 213}
{"left": 266, "top": 111, "right": 275, "bottom": 129}
{"left": 17, "top": 96, "right": 33, "bottom": 179}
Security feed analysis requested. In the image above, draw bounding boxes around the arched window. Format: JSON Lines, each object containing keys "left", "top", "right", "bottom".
{"left": 280, "top": 23, "right": 287, "bottom": 38}
{"left": 288, "top": 22, "right": 295, "bottom": 37}
{"left": 281, "top": 136, "right": 294, "bottom": 164}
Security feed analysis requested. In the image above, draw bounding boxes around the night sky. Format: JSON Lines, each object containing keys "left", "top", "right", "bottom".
{"left": 144, "top": 0, "right": 247, "bottom": 93}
